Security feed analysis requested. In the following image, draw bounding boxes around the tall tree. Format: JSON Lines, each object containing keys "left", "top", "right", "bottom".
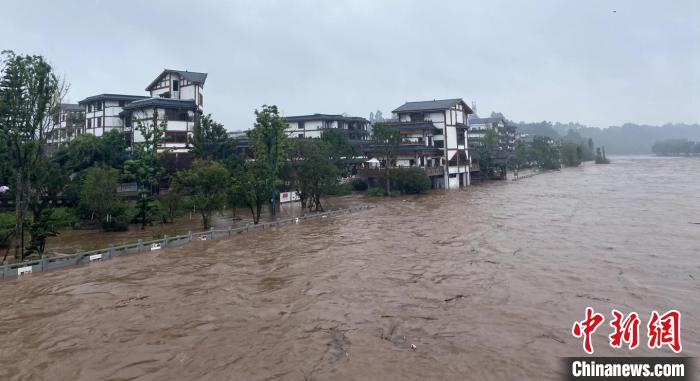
{"left": 474, "top": 128, "right": 498, "bottom": 179}
{"left": 79, "top": 165, "right": 120, "bottom": 225}
{"left": 233, "top": 161, "right": 271, "bottom": 225}
{"left": 370, "top": 123, "right": 401, "bottom": 195}
{"left": 247, "top": 105, "right": 288, "bottom": 215}
{"left": 321, "top": 128, "right": 354, "bottom": 169}
{"left": 0, "top": 51, "right": 61, "bottom": 260}
{"left": 177, "top": 160, "right": 230, "bottom": 229}
{"left": 189, "top": 114, "right": 233, "bottom": 161}
{"left": 124, "top": 111, "right": 167, "bottom": 229}
{"left": 288, "top": 139, "right": 337, "bottom": 212}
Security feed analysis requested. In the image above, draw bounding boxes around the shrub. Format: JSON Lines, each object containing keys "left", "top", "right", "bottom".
{"left": 351, "top": 178, "right": 368, "bottom": 191}
{"left": 394, "top": 167, "right": 430, "bottom": 194}
{"left": 50, "top": 207, "right": 80, "bottom": 229}
{"left": 103, "top": 201, "right": 137, "bottom": 231}
{"left": 367, "top": 187, "right": 384, "bottom": 197}
{"left": 327, "top": 182, "right": 352, "bottom": 196}
{"left": 0, "top": 212, "right": 15, "bottom": 230}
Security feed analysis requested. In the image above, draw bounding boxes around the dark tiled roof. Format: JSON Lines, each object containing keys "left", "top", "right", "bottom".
{"left": 285, "top": 114, "right": 369, "bottom": 123}
{"left": 122, "top": 98, "right": 198, "bottom": 111}
{"left": 469, "top": 117, "right": 505, "bottom": 125}
{"left": 146, "top": 69, "right": 208, "bottom": 91}
{"left": 393, "top": 98, "right": 470, "bottom": 113}
{"left": 383, "top": 121, "right": 440, "bottom": 131}
{"left": 78, "top": 94, "right": 148, "bottom": 104}
{"left": 60, "top": 103, "right": 83, "bottom": 112}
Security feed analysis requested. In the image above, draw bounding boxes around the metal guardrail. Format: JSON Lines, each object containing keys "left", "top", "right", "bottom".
{"left": 0, "top": 205, "right": 375, "bottom": 280}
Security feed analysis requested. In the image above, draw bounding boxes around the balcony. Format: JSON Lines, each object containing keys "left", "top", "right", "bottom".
{"left": 358, "top": 165, "right": 444, "bottom": 178}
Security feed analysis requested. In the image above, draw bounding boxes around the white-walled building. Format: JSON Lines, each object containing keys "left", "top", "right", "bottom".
{"left": 122, "top": 98, "right": 199, "bottom": 152}
{"left": 365, "top": 98, "right": 475, "bottom": 189}
{"left": 77, "top": 69, "right": 207, "bottom": 152}
{"left": 285, "top": 114, "right": 371, "bottom": 143}
{"left": 47, "top": 103, "right": 85, "bottom": 147}
{"left": 145, "top": 69, "right": 206, "bottom": 112}
{"left": 467, "top": 115, "right": 516, "bottom": 153}
{"left": 78, "top": 94, "right": 147, "bottom": 137}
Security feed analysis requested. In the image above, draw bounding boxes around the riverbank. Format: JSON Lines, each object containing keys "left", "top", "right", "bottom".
{"left": 1, "top": 205, "right": 375, "bottom": 279}
{"left": 39, "top": 193, "right": 369, "bottom": 254}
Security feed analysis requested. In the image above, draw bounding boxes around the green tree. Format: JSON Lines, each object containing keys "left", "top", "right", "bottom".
{"left": 560, "top": 141, "right": 582, "bottom": 167}
{"left": 79, "top": 165, "right": 120, "bottom": 225}
{"left": 295, "top": 139, "right": 337, "bottom": 211}
{"left": 53, "top": 130, "right": 128, "bottom": 172}
{"left": 0, "top": 51, "right": 61, "bottom": 260}
{"left": 233, "top": 161, "right": 271, "bottom": 225}
{"left": 474, "top": 129, "right": 498, "bottom": 178}
{"left": 321, "top": 128, "right": 355, "bottom": 168}
{"left": 370, "top": 123, "right": 401, "bottom": 195}
{"left": 531, "top": 136, "right": 561, "bottom": 169}
{"left": 159, "top": 177, "right": 183, "bottom": 223}
{"left": 189, "top": 114, "right": 234, "bottom": 161}
{"left": 177, "top": 160, "right": 230, "bottom": 229}
{"left": 124, "top": 111, "right": 167, "bottom": 229}
{"left": 394, "top": 167, "right": 430, "bottom": 194}
{"left": 247, "top": 105, "right": 288, "bottom": 215}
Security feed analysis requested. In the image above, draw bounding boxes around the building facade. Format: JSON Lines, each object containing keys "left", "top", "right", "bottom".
{"left": 284, "top": 114, "right": 371, "bottom": 144}
{"left": 47, "top": 103, "right": 85, "bottom": 147}
{"left": 467, "top": 116, "right": 516, "bottom": 153}
{"left": 78, "top": 94, "right": 147, "bottom": 138}
{"left": 122, "top": 98, "right": 199, "bottom": 153}
{"left": 77, "top": 69, "right": 207, "bottom": 152}
{"left": 366, "top": 98, "right": 474, "bottom": 189}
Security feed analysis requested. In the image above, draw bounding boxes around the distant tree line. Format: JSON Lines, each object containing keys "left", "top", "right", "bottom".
{"left": 651, "top": 139, "right": 700, "bottom": 156}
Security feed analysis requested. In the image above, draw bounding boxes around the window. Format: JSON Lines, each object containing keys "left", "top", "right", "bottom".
{"left": 172, "top": 80, "right": 179, "bottom": 92}
{"left": 87, "top": 119, "right": 92, "bottom": 128}
{"left": 96, "top": 118, "right": 102, "bottom": 128}
{"left": 164, "top": 109, "right": 192, "bottom": 122}
{"left": 198, "top": 93, "right": 203, "bottom": 107}
{"left": 118, "top": 100, "right": 126, "bottom": 107}
{"left": 298, "top": 133, "right": 304, "bottom": 138}
{"left": 88, "top": 104, "right": 93, "bottom": 113}
{"left": 96, "top": 102, "right": 102, "bottom": 111}
{"left": 165, "top": 131, "right": 188, "bottom": 143}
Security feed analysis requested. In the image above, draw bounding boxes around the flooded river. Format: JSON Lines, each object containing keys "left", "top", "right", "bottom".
{"left": 1, "top": 156, "right": 698, "bottom": 380}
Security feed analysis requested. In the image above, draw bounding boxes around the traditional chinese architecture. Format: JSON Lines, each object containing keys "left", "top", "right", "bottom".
{"left": 284, "top": 114, "right": 371, "bottom": 145}
{"left": 78, "top": 69, "right": 207, "bottom": 152}
{"left": 467, "top": 114, "right": 517, "bottom": 178}
{"left": 363, "top": 98, "right": 476, "bottom": 189}
{"left": 78, "top": 94, "right": 147, "bottom": 138}
{"left": 47, "top": 103, "right": 85, "bottom": 147}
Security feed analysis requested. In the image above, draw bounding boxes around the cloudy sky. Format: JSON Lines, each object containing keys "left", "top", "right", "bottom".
{"left": 2, "top": 0, "right": 698, "bottom": 129}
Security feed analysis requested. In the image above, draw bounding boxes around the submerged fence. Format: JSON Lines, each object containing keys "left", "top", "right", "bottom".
{"left": 0, "top": 205, "right": 375, "bottom": 280}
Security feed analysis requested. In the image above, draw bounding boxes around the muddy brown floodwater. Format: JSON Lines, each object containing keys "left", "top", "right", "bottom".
{"left": 1, "top": 156, "right": 699, "bottom": 381}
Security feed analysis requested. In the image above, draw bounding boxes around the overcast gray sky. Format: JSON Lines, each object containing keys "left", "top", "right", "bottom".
{"left": 2, "top": 0, "right": 698, "bottom": 129}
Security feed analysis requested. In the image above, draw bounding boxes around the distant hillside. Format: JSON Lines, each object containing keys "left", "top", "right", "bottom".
{"left": 561, "top": 124, "right": 700, "bottom": 155}
{"left": 501, "top": 113, "right": 700, "bottom": 154}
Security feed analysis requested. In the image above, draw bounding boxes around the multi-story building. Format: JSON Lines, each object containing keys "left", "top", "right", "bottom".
{"left": 122, "top": 98, "right": 199, "bottom": 153}
{"left": 284, "top": 114, "right": 371, "bottom": 145}
{"left": 467, "top": 115, "right": 517, "bottom": 177}
{"left": 47, "top": 103, "right": 85, "bottom": 147}
{"left": 78, "top": 94, "right": 147, "bottom": 138}
{"left": 78, "top": 69, "right": 207, "bottom": 152}
{"left": 144, "top": 69, "right": 206, "bottom": 111}
{"left": 364, "top": 98, "right": 475, "bottom": 189}
{"left": 467, "top": 115, "right": 516, "bottom": 152}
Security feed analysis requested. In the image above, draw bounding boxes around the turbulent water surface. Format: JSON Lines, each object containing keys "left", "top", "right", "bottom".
{"left": 1, "top": 157, "right": 698, "bottom": 380}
